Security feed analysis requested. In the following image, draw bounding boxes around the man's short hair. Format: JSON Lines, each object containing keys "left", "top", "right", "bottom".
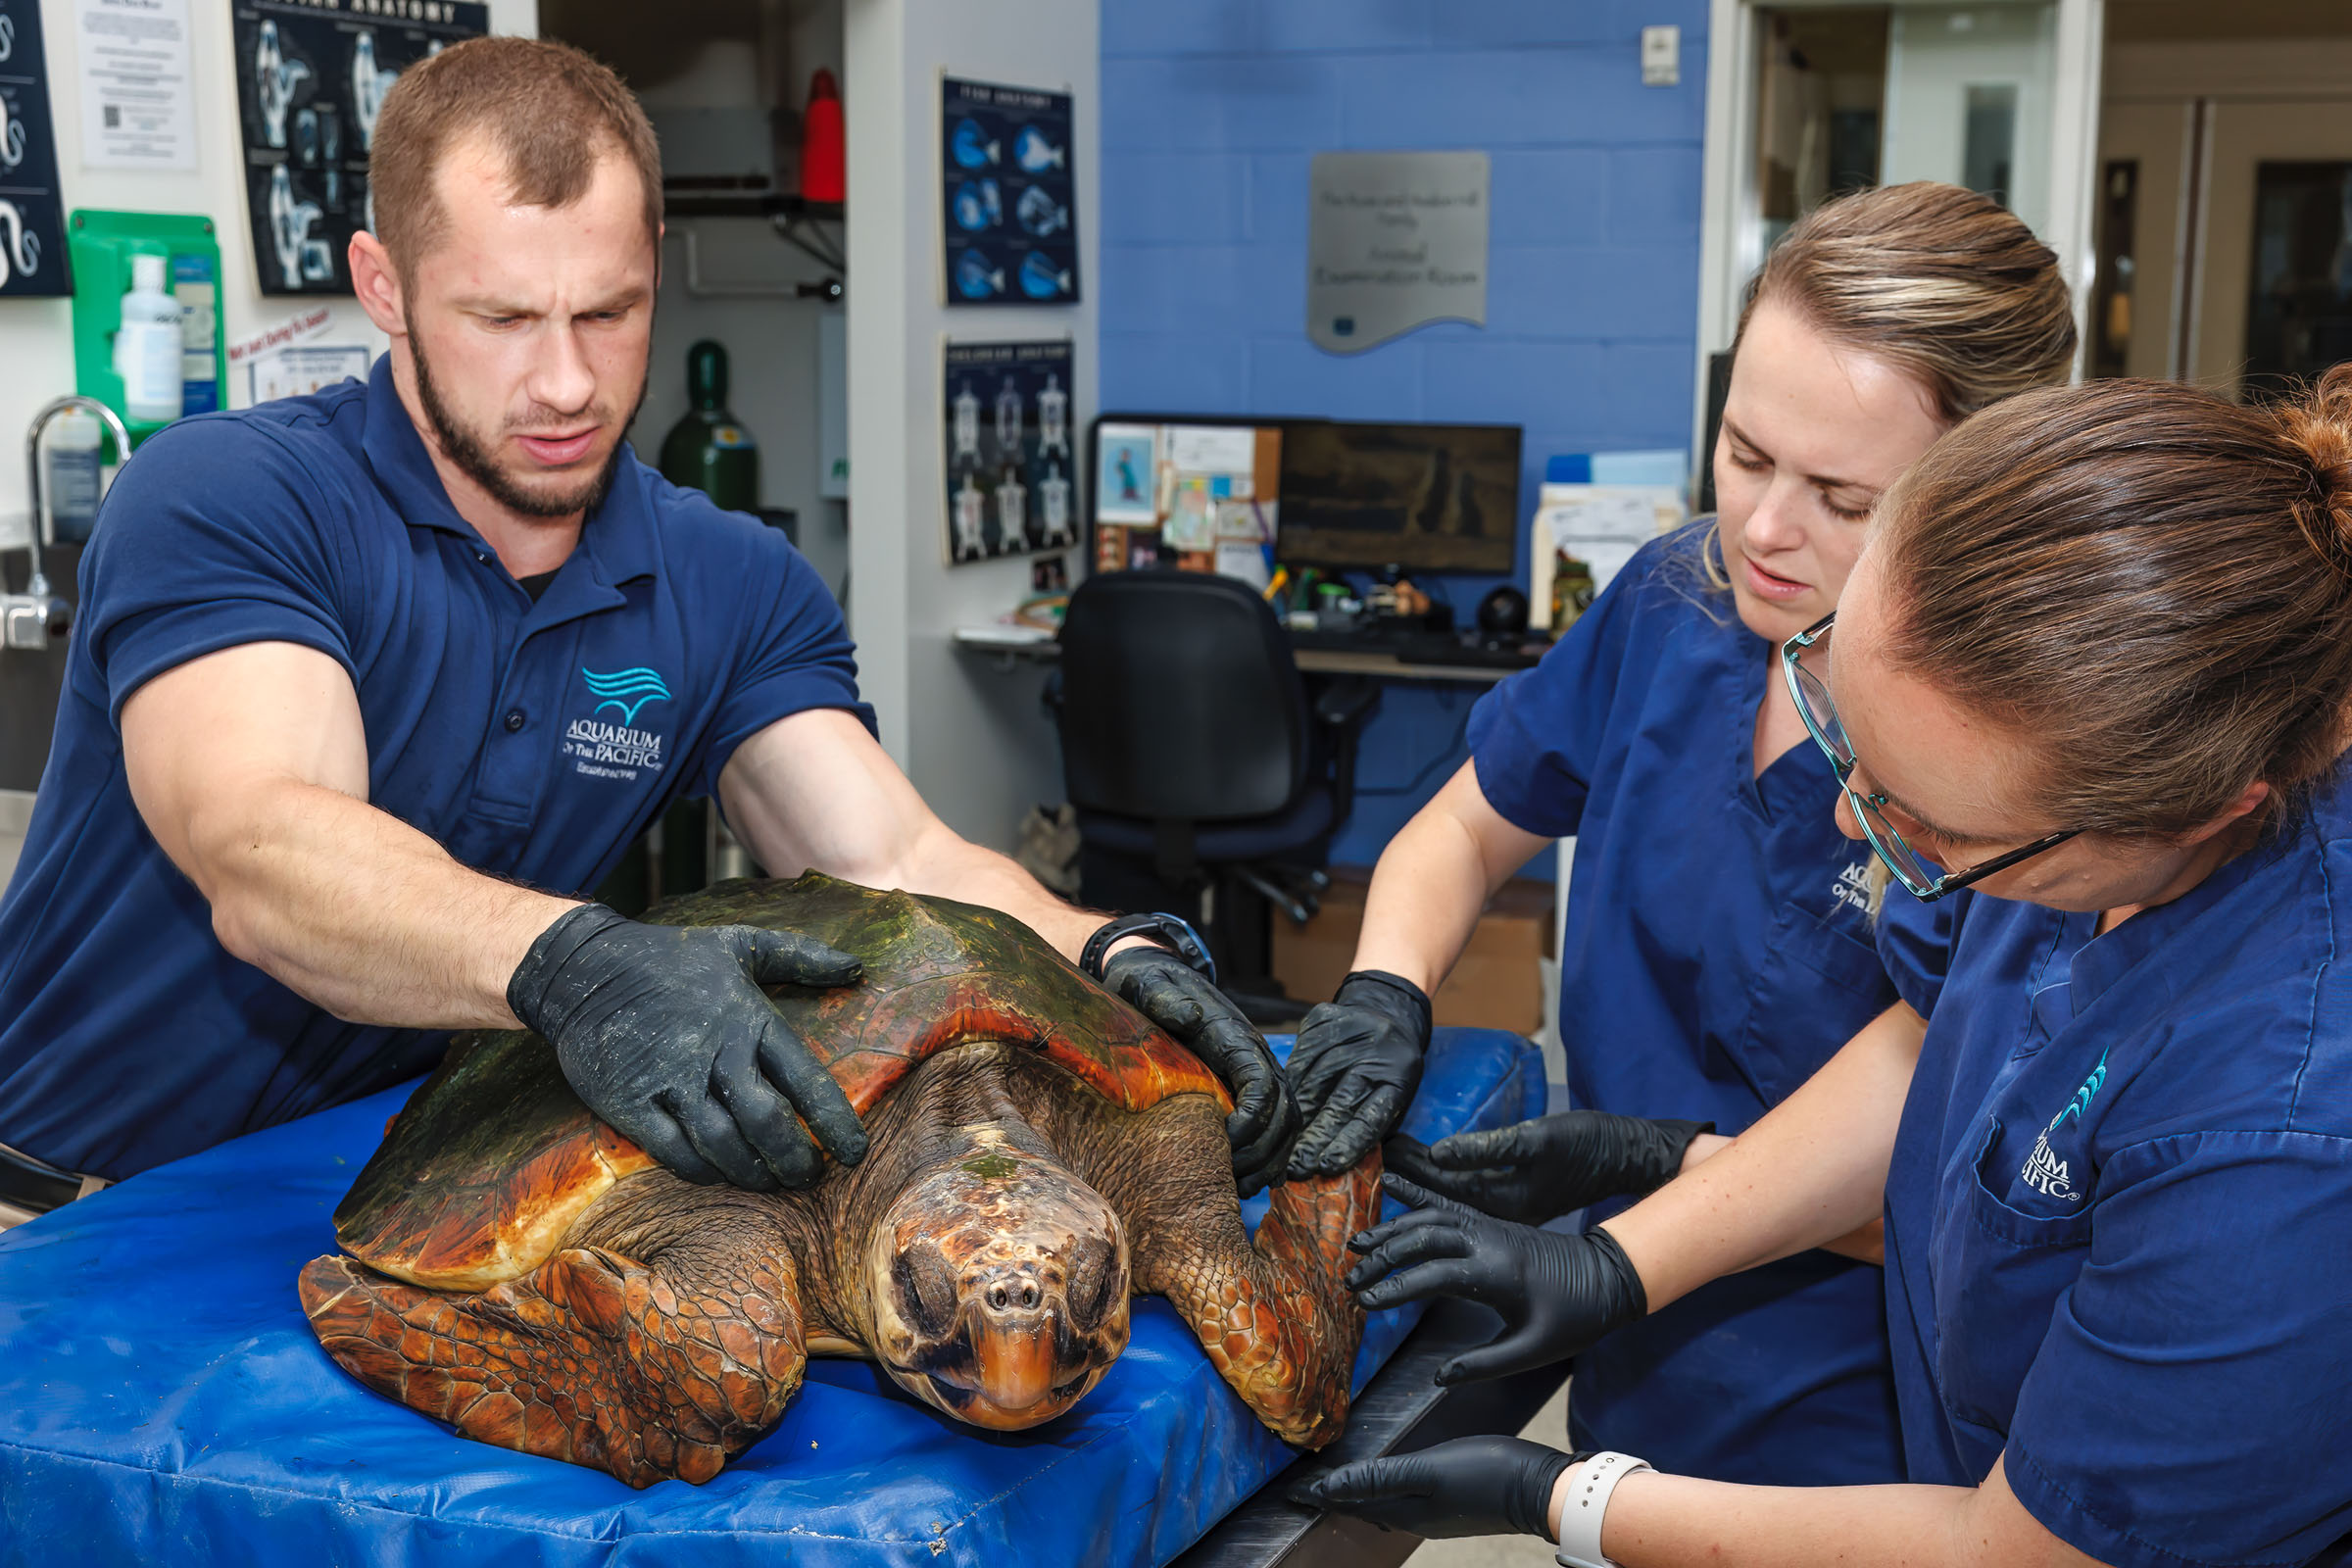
{"left": 368, "top": 35, "right": 662, "bottom": 279}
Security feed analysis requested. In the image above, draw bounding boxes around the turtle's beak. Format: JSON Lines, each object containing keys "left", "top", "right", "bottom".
{"left": 970, "top": 1270, "right": 1060, "bottom": 1415}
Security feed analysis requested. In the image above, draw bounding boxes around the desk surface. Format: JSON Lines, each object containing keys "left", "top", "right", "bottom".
{"left": 952, "top": 625, "right": 1525, "bottom": 686}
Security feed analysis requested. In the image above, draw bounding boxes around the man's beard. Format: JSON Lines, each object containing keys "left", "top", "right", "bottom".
{"left": 408, "top": 320, "right": 646, "bottom": 519}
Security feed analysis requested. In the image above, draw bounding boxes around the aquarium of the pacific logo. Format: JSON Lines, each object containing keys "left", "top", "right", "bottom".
{"left": 564, "top": 667, "right": 671, "bottom": 782}
{"left": 2020, "top": 1050, "right": 2109, "bottom": 1203}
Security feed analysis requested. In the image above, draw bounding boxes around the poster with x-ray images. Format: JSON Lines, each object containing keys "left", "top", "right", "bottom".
{"left": 944, "top": 338, "right": 1078, "bottom": 564}
{"left": 0, "top": 0, "right": 72, "bottom": 296}
{"left": 941, "top": 76, "right": 1078, "bottom": 306}
{"left": 230, "top": 0, "right": 485, "bottom": 295}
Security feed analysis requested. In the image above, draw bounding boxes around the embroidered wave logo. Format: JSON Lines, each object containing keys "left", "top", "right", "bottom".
{"left": 581, "top": 665, "right": 671, "bottom": 724}
{"left": 2019, "top": 1050, "right": 2109, "bottom": 1203}
{"left": 2053, "top": 1051, "right": 2109, "bottom": 1130}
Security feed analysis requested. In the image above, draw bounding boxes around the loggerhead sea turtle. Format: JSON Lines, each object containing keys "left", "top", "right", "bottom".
{"left": 298, "top": 873, "right": 1379, "bottom": 1488}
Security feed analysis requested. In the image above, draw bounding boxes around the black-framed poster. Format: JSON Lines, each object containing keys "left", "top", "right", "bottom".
{"left": 941, "top": 76, "right": 1077, "bottom": 307}
{"left": 230, "top": 0, "right": 487, "bottom": 296}
{"left": 0, "top": 0, "right": 72, "bottom": 297}
{"left": 943, "top": 338, "right": 1078, "bottom": 564}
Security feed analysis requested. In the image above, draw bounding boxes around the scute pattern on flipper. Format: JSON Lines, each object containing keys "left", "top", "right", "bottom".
{"left": 298, "top": 1245, "right": 808, "bottom": 1489}
{"left": 1153, "top": 1155, "right": 1378, "bottom": 1449}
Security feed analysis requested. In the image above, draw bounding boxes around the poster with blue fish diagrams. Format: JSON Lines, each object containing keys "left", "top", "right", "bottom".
{"left": 0, "top": 0, "right": 72, "bottom": 297}
{"left": 941, "top": 75, "right": 1078, "bottom": 307}
{"left": 230, "top": 0, "right": 485, "bottom": 296}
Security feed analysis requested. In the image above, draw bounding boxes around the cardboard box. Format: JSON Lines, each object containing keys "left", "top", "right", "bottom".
{"left": 1271, "top": 868, "right": 1554, "bottom": 1035}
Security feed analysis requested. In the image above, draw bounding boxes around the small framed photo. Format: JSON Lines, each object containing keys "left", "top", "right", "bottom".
{"left": 1095, "top": 422, "right": 1160, "bottom": 524}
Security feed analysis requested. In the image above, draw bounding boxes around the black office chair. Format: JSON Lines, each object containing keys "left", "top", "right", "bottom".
{"left": 1048, "top": 569, "right": 1377, "bottom": 1019}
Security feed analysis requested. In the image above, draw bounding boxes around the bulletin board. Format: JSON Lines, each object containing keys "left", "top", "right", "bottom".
{"left": 1086, "top": 414, "right": 1283, "bottom": 586}
{"left": 229, "top": 0, "right": 487, "bottom": 296}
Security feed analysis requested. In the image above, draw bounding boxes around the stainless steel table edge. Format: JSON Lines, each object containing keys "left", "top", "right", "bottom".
{"left": 1171, "top": 1298, "right": 1572, "bottom": 1568}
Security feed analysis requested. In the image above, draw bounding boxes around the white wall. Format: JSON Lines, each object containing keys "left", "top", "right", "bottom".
{"left": 636, "top": 224, "right": 847, "bottom": 601}
{"left": 844, "top": 0, "right": 1096, "bottom": 850}
{"left": 0, "top": 0, "right": 536, "bottom": 548}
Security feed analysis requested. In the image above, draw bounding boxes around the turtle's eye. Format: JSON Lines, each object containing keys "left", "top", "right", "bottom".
{"left": 1064, "top": 1236, "right": 1119, "bottom": 1331}
{"left": 893, "top": 1243, "right": 960, "bottom": 1339}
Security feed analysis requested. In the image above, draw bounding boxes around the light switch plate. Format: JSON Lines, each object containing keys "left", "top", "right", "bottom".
{"left": 1642, "top": 24, "right": 1681, "bottom": 86}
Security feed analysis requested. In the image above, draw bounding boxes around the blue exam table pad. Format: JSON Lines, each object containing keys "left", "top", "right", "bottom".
{"left": 0, "top": 1027, "right": 1543, "bottom": 1566}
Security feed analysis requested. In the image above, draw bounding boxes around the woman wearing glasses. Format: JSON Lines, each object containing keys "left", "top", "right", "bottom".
{"left": 1303, "top": 370, "right": 2352, "bottom": 1568}
{"left": 1278, "top": 182, "right": 2076, "bottom": 1486}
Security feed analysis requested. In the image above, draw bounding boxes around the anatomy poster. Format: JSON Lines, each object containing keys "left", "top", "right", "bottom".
{"left": 230, "top": 0, "right": 485, "bottom": 295}
{"left": 0, "top": 0, "right": 72, "bottom": 296}
{"left": 943, "top": 338, "right": 1077, "bottom": 564}
{"left": 940, "top": 76, "right": 1078, "bottom": 306}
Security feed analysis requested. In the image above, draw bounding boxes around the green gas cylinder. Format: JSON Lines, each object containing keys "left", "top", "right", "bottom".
{"left": 659, "top": 340, "right": 759, "bottom": 512}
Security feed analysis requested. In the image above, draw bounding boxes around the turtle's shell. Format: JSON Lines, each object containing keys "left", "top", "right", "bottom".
{"left": 334, "top": 873, "right": 1226, "bottom": 1291}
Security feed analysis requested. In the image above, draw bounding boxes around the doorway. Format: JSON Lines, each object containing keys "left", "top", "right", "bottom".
{"left": 2093, "top": 1, "right": 2352, "bottom": 395}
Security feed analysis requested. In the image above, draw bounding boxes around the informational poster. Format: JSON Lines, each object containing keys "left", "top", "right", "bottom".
{"left": 1306, "top": 150, "right": 1490, "bottom": 354}
{"left": 229, "top": 0, "right": 486, "bottom": 296}
{"left": 74, "top": 0, "right": 197, "bottom": 171}
{"left": 0, "top": 0, "right": 72, "bottom": 295}
{"left": 246, "top": 341, "right": 368, "bottom": 403}
{"left": 941, "top": 76, "right": 1077, "bottom": 306}
{"left": 943, "top": 338, "right": 1077, "bottom": 564}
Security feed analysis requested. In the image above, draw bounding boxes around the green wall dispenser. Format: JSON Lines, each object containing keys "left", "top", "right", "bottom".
{"left": 68, "top": 210, "right": 227, "bottom": 455}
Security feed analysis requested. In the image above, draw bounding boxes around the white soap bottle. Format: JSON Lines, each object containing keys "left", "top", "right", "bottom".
{"left": 114, "top": 253, "right": 185, "bottom": 424}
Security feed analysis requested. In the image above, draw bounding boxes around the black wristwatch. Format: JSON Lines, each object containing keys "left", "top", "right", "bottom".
{"left": 1080, "top": 912, "right": 1216, "bottom": 985}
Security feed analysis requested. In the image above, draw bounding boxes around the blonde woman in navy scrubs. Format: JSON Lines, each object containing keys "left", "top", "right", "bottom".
{"left": 1279, "top": 183, "right": 2075, "bottom": 1485}
{"left": 1307, "top": 372, "right": 2352, "bottom": 1568}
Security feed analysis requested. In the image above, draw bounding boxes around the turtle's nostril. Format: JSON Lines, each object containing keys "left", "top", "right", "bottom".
{"left": 1019, "top": 1280, "right": 1040, "bottom": 1309}
{"left": 988, "top": 1283, "right": 1008, "bottom": 1310}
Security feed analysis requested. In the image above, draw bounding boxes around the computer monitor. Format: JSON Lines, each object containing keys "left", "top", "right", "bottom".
{"left": 1275, "top": 419, "right": 1522, "bottom": 574}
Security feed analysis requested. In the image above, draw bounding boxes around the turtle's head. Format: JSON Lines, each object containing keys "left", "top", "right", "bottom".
{"left": 865, "top": 1129, "right": 1130, "bottom": 1430}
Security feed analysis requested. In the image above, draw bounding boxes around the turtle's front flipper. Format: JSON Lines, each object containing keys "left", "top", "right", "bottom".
{"left": 299, "top": 1186, "right": 814, "bottom": 1488}
{"left": 1124, "top": 1102, "right": 1382, "bottom": 1449}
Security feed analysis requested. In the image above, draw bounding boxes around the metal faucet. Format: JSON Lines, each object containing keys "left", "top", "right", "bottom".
{"left": 7, "top": 396, "right": 132, "bottom": 652}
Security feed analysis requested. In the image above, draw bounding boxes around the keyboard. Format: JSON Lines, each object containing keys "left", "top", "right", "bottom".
{"left": 1284, "top": 625, "right": 1544, "bottom": 669}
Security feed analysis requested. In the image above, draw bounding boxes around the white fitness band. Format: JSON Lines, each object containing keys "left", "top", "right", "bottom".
{"left": 1554, "top": 1450, "right": 1653, "bottom": 1568}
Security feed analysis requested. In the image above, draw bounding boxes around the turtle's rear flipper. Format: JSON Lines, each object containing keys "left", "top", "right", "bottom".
{"left": 1129, "top": 1115, "right": 1381, "bottom": 1449}
{"left": 298, "top": 1238, "right": 809, "bottom": 1488}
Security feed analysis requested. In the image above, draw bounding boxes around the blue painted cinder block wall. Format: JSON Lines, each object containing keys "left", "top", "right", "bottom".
{"left": 1097, "top": 0, "right": 1711, "bottom": 872}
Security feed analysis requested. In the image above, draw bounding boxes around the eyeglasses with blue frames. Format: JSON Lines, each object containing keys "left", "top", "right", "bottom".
{"left": 1780, "top": 612, "right": 2078, "bottom": 903}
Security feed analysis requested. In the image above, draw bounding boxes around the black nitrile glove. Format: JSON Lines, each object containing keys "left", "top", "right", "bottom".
{"left": 510, "top": 905, "right": 868, "bottom": 1192}
{"left": 1385, "top": 1110, "right": 1713, "bottom": 1225}
{"left": 1285, "top": 970, "right": 1433, "bottom": 1179}
{"left": 1102, "top": 945, "right": 1298, "bottom": 1197}
{"left": 1347, "top": 1174, "right": 1647, "bottom": 1384}
{"left": 1292, "top": 1436, "right": 1589, "bottom": 1540}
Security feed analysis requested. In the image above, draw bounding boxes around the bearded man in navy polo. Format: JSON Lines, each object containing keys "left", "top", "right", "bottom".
{"left": 0, "top": 38, "right": 1292, "bottom": 1222}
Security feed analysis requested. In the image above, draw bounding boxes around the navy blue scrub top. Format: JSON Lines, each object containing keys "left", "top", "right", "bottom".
{"left": 1466, "top": 526, "right": 1903, "bottom": 1486}
{"left": 1877, "top": 771, "right": 2352, "bottom": 1568}
{"left": 0, "top": 357, "right": 870, "bottom": 1182}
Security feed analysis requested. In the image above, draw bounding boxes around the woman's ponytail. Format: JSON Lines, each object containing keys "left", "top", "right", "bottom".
{"left": 2272, "top": 363, "right": 2352, "bottom": 587}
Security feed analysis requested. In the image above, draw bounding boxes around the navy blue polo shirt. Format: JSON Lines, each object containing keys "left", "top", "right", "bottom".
{"left": 1875, "top": 774, "right": 2352, "bottom": 1568}
{"left": 1465, "top": 525, "right": 1903, "bottom": 1486}
{"left": 0, "top": 357, "right": 869, "bottom": 1180}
